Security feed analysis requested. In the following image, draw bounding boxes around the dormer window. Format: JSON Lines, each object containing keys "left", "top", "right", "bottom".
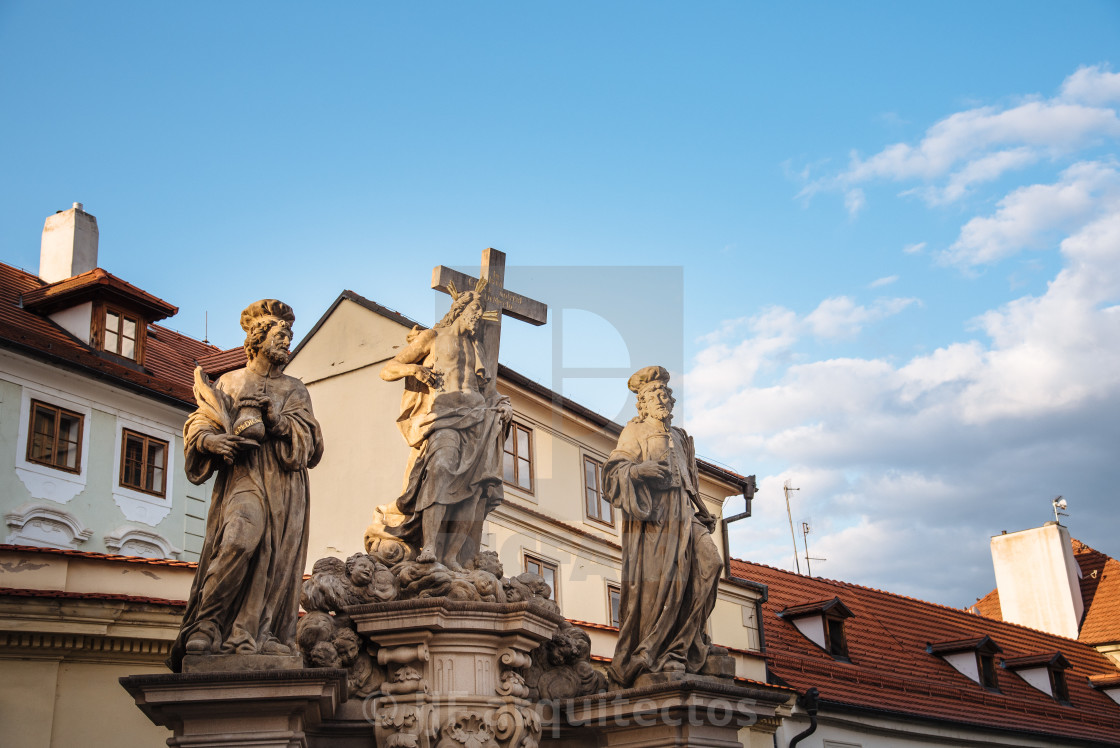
{"left": 1089, "top": 673, "right": 1120, "bottom": 706}
{"left": 1003, "top": 652, "right": 1072, "bottom": 703}
{"left": 979, "top": 650, "right": 999, "bottom": 689}
{"left": 103, "top": 305, "right": 140, "bottom": 360}
{"left": 928, "top": 635, "right": 1003, "bottom": 691}
{"left": 778, "top": 596, "right": 855, "bottom": 661}
{"left": 826, "top": 615, "right": 849, "bottom": 658}
{"left": 21, "top": 267, "right": 176, "bottom": 369}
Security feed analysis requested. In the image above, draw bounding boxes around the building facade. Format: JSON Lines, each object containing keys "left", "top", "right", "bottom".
{"left": 0, "top": 204, "right": 221, "bottom": 747}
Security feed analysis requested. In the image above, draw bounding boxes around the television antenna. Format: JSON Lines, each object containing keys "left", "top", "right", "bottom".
{"left": 802, "top": 521, "right": 826, "bottom": 577}
{"left": 1051, "top": 496, "right": 1068, "bottom": 524}
{"left": 784, "top": 479, "right": 801, "bottom": 574}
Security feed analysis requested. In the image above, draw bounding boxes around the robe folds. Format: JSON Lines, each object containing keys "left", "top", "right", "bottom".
{"left": 604, "top": 418, "right": 722, "bottom": 688}
{"left": 169, "top": 367, "right": 323, "bottom": 672}
{"left": 386, "top": 379, "right": 509, "bottom": 548}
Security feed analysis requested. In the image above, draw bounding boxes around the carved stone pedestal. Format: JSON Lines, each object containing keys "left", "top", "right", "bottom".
{"left": 120, "top": 669, "right": 347, "bottom": 748}
{"left": 552, "top": 676, "right": 792, "bottom": 748}
{"left": 349, "top": 597, "right": 565, "bottom": 748}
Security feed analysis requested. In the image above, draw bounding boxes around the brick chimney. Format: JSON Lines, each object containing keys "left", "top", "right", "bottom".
{"left": 39, "top": 202, "right": 99, "bottom": 283}
{"left": 991, "top": 522, "right": 1084, "bottom": 639}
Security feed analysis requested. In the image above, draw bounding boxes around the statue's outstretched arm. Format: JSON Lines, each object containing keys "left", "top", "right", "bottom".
{"left": 381, "top": 329, "right": 438, "bottom": 385}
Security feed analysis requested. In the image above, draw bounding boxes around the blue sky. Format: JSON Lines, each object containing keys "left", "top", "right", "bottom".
{"left": 2, "top": 1, "right": 1119, "bottom": 606}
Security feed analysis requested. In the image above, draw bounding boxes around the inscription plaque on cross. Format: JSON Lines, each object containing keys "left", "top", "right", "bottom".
{"left": 431, "top": 248, "right": 548, "bottom": 392}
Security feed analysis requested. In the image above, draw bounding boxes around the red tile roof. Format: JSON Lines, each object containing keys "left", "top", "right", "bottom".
{"left": 970, "top": 586, "right": 1002, "bottom": 619}
{"left": 731, "top": 558, "right": 1120, "bottom": 745}
{"left": 968, "top": 539, "right": 1120, "bottom": 647}
{"left": 1075, "top": 539, "right": 1120, "bottom": 646}
{"left": 22, "top": 267, "right": 177, "bottom": 320}
{"left": 0, "top": 586, "right": 186, "bottom": 607}
{"left": 196, "top": 346, "right": 246, "bottom": 377}
{"left": 0, "top": 543, "right": 198, "bottom": 569}
{"left": 0, "top": 262, "right": 219, "bottom": 407}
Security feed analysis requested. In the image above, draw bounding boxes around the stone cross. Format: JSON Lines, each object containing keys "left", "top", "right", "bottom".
{"left": 431, "top": 248, "right": 547, "bottom": 393}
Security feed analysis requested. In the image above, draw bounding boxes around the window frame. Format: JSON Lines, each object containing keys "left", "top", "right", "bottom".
{"left": 977, "top": 651, "right": 1000, "bottom": 691}
{"left": 119, "top": 428, "right": 170, "bottom": 498}
{"left": 607, "top": 582, "right": 622, "bottom": 629}
{"left": 503, "top": 422, "right": 535, "bottom": 494}
{"left": 25, "top": 399, "right": 84, "bottom": 474}
{"left": 523, "top": 552, "right": 559, "bottom": 603}
{"left": 583, "top": 454, "right": 614, "bottom": 527}
{"left": 93, "top": 302, "right": 145, "bottom": 363}
{"left": 824, "top": 614, "right": 851, "bottom": 661}
{"left": 1050, "top": 666, "right": 1071, "bottom": 704}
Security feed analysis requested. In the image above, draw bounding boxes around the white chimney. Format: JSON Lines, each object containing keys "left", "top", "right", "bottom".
{"left": 39, "top": 202, "right": 99, "bottom": 283}
{"left": 991, "top": 522, "right": 1084, "bottom": 639}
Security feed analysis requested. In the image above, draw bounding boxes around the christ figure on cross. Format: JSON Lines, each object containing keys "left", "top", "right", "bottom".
{"left": 375, "top": 249, "right": 547, "bottom": 569}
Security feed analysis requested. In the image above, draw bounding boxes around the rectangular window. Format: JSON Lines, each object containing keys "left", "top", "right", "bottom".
{"left": 1050, "top": 668, "right": 1070, "bottom": 703}
{"left": 503, "top": 422, "right": 533, "bottom": 492}
{"left": 607, "top": 583, "right": 622, "bottom": 628}
{"left": 978, "top": 653, "right": 999, "bottom": 690}
{"left": 27, "top": 400, "right": 83, "bottom": 473}
{"left": 120, "top": 429, "right": 169, "bottom": 497}
{"left": 524, "top": 553, "right": 558, "bottom": 601}
{"left": 103, "top": 306, "right": 141, "bottom": 360}
{"left": 584, "top": 456, "right": 613, "bottom": 525}
{"left": 826, "top": 616, "right": 850, "bottom": 660}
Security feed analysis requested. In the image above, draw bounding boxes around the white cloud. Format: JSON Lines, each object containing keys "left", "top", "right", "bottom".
{"left": 690, "top": 188, "right": 1120, "bottom": 604}
{"left": 902, "top": 241, "right": 926, "bottom": 255}
{"left": 805, "top": 295, "right": 918, "bottom": 339}
{"left": 796, "top": 66, "right": 1120, "bottom": 212}
{"left": 933, "top": 147, "right": 1040, "bottom": 204}
{"left": 868, "top": 275, "right": 898, "bottom": 288}
{"left": 845, "top": 100, "right": 1119, "bottom": 186}
{"left": 1059, "top": 64, "right": 1120, "bottom": 106}
{"left": 940, "top": 160, "right": 1120, "bottom": 267}
{"left": 844, "top": 187, "right": 866, "bottom": 216}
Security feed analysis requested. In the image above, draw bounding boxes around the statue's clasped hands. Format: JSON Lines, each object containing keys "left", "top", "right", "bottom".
{"left": 634, "top": 459, "right": 672, "bottom": 488}
{"left": 200, "top": 432, "right": 258, "bottom": 465}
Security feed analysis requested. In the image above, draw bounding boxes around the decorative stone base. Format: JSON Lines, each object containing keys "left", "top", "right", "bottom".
{"left": 120, "top": 668, "right": 347, "bottom": 748}
{"left": 182, "top": 653, "right": 304, "bottom": 673}
{"left": 553, "top": 675, "right": 793, "bottom": 748}
{"left": 349, "top": 597, "right": 565, "bottom": 748}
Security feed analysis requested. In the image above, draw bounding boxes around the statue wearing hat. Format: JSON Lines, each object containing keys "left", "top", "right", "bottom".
{"left": 605, "top": 366, "right": 723, "bottom": 688}
{"left": 170, "top": 299, "right": 324, "bottom": 671}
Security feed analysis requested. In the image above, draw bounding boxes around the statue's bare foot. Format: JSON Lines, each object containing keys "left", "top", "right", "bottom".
{"left": 662, "top": 660, "right": 685, "bottom": 673}
{"left": 417, "top": 548, "right": 437, "bottom": 563}
{"left": 445, "top": 559, "right": 465, "bottom": 573}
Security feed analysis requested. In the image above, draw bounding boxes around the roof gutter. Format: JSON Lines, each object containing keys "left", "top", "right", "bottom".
{"left": 0, "top": 338, "right": 194, "bottom": 410}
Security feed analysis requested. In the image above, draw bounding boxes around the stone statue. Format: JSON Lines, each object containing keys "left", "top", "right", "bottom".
{"left": 365, "top": 249, "right": 547, "bottom": 570}
{"left": 169, "top": 299, "right": 324, "bottom": 671}
{"left": 605, "top": 366, "right": 723, "bottom": 688}
{"left": 376, "top": 288, "right": 513, "bottom": 570}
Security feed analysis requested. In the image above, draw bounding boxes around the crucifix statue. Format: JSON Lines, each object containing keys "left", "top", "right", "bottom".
{"left": 370, "top": 249, "right": 547, "bottom": 570}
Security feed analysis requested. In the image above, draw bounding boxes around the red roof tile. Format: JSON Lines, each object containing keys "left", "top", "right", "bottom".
{"left": 0, "top": 262, "right": 219, "bottom": 407}
{"left": 0, "top": 586, "right": 186, "bottom": 607}
{"left": 22, "top": 267, "right": 177, "bottom": 320}
{"left": 1075, "top": 540, "right": 1120, "bottom": 646}
{"left": 196, "top": 346, "right": 246, "bottom": 377}
{"left": 730, "top": 558, "right": 1120, "bottom": 745}
{"left": 0, "top": 544, "right": 198, "bottom": 569}
{"left": 969, "top": 586, "right": 1002, "bottom": 619}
